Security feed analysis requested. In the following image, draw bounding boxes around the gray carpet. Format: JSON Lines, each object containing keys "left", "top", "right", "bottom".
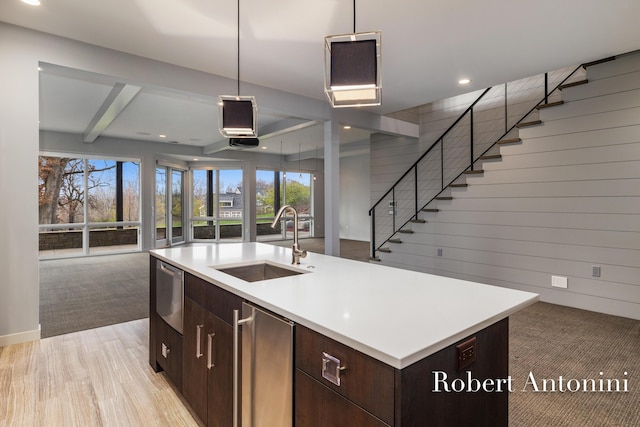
{"left": 39, "top": 252, "right": 149, "bottom": 338}
{"left": 509, "top": 302, "right": 640, "bottom": 426}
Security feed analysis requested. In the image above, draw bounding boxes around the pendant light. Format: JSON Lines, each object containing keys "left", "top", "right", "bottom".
{"left": 324, "top": 0, "right": 381, "bottom": 108}
{"left": 219, "top": 0, "right": 258, "bottom": 140}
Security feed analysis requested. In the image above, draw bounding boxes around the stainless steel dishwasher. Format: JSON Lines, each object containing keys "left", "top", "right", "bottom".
{"left": 233, "top": 302, "right": 294, "bottom": 427}
{"left": 156, "top": 260, "right": 184, "bottom": 334}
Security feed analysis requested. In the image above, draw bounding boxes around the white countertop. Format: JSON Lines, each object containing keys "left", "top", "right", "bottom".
{"left": 151, "top": 242, "right": 538, "bottom": 369}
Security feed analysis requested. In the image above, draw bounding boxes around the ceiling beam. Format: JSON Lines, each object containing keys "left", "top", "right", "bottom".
{"left": 83, "top": 82, "right": 141, "bottom": 143}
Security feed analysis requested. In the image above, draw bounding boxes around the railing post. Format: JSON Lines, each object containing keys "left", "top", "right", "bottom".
{"left": 470, "top": 107, "right": 474, "bottom": 171}
{"left": 440, "top": 138, "right": 444, "bottom": 191}
{"left": 392, "top": 187, "right": 396, "bottom": 234}
{"left": 504, "top": 82, "right": 508, "bottom": 134}
{"left": 544, "top": 72, "right": 549, "bottom": 104}
{"left": 370, "top": 210, "right": 376, "bottom": 258}
{"left": 414, "top": 165, "right": 418, "bottom": 220}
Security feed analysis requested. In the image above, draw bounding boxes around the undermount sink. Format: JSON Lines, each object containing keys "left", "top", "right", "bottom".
{"left": 215, "top": 261, "right": 306, "bottom": 283}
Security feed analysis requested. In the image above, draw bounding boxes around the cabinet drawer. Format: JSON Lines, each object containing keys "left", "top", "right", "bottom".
{"left": 295, "top": 369, "right": 390, "bottom": 427}
{"left": 156, "top": 315, "right": 183, "bottom": 391}
{"left": 295, "top": 325, "right": 394, "bottom": 425}
{"left": 185, "top": 273, "right": 244, "bottom": 325}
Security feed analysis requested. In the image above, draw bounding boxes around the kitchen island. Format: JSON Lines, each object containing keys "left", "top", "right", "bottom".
{"left": 149, "top": 242, "right": 538, "bottom": 426}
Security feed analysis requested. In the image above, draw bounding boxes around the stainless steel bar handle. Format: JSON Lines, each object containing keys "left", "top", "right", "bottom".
{"left": 207, "top": 332, "right": 215, "bottom": 370}
{"left": 159, "top": 262, "right": 176, "bottom": 277}
{"left": 233, "top": 309, "right": 253, "bottom": 427}
{"left": 196, "top": 324, "right": 204, "bottom": 358}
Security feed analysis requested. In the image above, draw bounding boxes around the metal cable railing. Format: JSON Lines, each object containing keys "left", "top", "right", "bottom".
{"left": 369, "top": 64, "right": 586, "bottom": 259}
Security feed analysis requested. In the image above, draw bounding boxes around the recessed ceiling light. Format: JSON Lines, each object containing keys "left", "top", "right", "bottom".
{"left": 343, "top": 125, "right": 351, "bottom": 130}
{"left": 261, "top": 146, "right": 267, "bottom": 150}
{"left": 458, "top": 78, "right": 471, "bottom": 85}
{"left": 22, "top": 0, "right": 41, "bottom": 5}
{"left": 159, "top": 134, "right": 166, "bottom": 138}
{"left": 193, "top": 158, "right": 199, "bottom": 161}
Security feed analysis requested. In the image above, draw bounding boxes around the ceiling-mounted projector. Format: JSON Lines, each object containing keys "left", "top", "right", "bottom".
{"left": 229, "top": 137, "right": 259, "bottom": 148}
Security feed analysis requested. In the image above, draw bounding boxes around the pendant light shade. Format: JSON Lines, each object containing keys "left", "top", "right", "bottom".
{"left": 218, "top": 0, "right": 258, "bottom": 140}
{"left": 218, "top": 95, "right": 257, "bottom": 138}
{"left": 324, "top": 31, "right": 381, "bottom": 107}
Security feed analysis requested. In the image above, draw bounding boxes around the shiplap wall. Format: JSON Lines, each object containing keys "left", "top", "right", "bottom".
{"left": 376, "top": 52, "right": 640, "bottom": 320}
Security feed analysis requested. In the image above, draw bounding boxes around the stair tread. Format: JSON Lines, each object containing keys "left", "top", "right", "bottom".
{"left": 410, "top": 219, "right": 426, "bottom": 223}
{"left": 497, "top": 138, "right": 522, "bottom": 145}
{"left": 480, "top": 154, "right": 502, "bottom": 160}
{"left": 582, "top": 56, "right": 616, "bottom": 68}
{"left": 516, "top": 120, "right": 542, "bottom": 128}
{"left": 463, "top": 169, "right": 484, "bottom": 174}
{"left": 559, "top": 79, "right": 588, "bottom": 90}
{"left": 536, "top": 100, "right": 564, "bottom": 110}
{"left": 378, "top": 247, "right": 392, "bottom": 253}
{"left": 398, "top": 229, "right": 414, "bottom": 234}
{"left": 449, "top": 183, "right": 468, "bottom": 188}
{"left": 421, "top": 208, "right": 439, "bottom": 212}
{"left": 369, "top": 256, "right": 381, "bottom": 262}
{"left": 388, "top": 238, "right": 402, "bottom": 244}
{"left": 435, "top": 196, "right": 453, "bottom": 200}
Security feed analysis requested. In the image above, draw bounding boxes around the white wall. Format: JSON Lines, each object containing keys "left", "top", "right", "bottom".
{"left": 339, "top": 152, "right": 370, "bottom": 241}
{"left": 376, "top": 53, "right": 640, "bottom": 320}
{"left": 0, "top": 24, "right": 40, "bottom": 345}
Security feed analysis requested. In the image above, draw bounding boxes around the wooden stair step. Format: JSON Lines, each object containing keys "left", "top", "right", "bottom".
{"left": 388, "top": 238, "right": 402, "bottom": 244}
{"left": 449, "top": 183, "right": 468, "bottom": 188}
{"left": 516, "top": 120, "right": 542, "bottom": 128}
{"left": 463, "top": 169, "right": 484, "bottom": 175}
{"left": 559, "top": 79, "right": 588, "bottom": 90}
{"left": 398, "top": 229, "right": 414, "bottom": 234}
{"left": 536, "top": 100, "right": 564, "bottom": 110}
{"left": 410, "top": 219, "right": 426, "bottom": 224}
{"left": 582, "top": 56, "right": 615, "bottom": 68}
{"left": 421, "top": 208, "right": 439, "bottom": 213}
{"left": 480, "top": 154, "right": 502, "bottom": 160}
{"left": 435, "top": 196, "right": 453, "bottom": 200}
{"left": 378, "top": 247, "right": 392, "bottom": 253}
{"left": 497, "top": 138, "right": 521, "bottom": 145}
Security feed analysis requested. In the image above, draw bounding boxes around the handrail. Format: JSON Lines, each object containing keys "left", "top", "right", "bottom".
{"left": 368, "top": 87, "right": 492, "bottom": 215}
{"left": 369, "top": 63, "right": 586, "bottom": 258}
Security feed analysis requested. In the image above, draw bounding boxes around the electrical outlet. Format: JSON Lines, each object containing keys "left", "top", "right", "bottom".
{"left": 592, "top": 266, "right": 601, "bottom": 277}
{"left": 456, "top": 337, "right": 476, "bottom": 370}
{"left": 437, "top": 248, "right": 443, "bottom": 256}
{"left": 552, "top": 275, "right": 568, "bottom": 288}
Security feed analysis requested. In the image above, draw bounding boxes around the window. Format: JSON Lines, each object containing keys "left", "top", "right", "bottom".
{"left": 256, "top": 169, "right": 313, "bottom": 241}
{"left": 190, "top": 168, "right": 243, "bottom": 242}
{"left": 38, "top": 154, "right": 141, "bottom": 257}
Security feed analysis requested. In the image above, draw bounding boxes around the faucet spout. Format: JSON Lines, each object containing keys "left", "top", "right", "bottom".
{"left": 271, "top": 205, "right": 307, "bottom": 264}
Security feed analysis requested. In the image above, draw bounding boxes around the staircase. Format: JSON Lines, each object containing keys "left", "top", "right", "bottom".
{"left": 370, "top": 50, "right": 640, "bottom": 321}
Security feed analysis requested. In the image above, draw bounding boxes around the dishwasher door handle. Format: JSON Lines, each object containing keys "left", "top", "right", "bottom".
{"left": 233, "top": 309, "right": 253, "bottom": 427}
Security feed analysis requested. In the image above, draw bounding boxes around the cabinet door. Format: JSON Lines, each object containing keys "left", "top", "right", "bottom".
{"left": 155, "top": 316, "right": 183, "bottom": 391}
{"left": 295, "top": 369, "right": 389, "bottom": 427}
{"left": 207, "top": 314, "right": 235, "bottom": 427}
{"left": 183, "top": 297, "right": 208, "bottom": 423}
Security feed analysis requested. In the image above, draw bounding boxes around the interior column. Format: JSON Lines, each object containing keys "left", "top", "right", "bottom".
{"left": 324, "top": 120, "right": 340, "bottom": 256}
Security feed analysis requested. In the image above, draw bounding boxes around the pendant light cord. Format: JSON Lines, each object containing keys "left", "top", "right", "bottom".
{"left": 237, "top": 0, "right": 240, "bottom": 96}
{"left": 353, "top": 0, "right": 356, "bottom": 33}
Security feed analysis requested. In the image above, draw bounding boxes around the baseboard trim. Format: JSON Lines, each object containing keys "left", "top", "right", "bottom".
{"left": 0, "top": 324, "right": 41, "bottom": 347}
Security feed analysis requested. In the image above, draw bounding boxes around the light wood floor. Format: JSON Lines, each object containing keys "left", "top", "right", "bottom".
{"left": 0, "top": 319, "right": 199, "bottom": 426}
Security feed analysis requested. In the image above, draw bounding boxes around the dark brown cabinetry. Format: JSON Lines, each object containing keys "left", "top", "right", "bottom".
{"left": 295, "top": 319, "right": 509, "bottom": 427}
{"left": 149, "top": 256, "right": 183, "bottom": 390}
{"left": 182, "top": 272, "right": 243, "bottom": 427}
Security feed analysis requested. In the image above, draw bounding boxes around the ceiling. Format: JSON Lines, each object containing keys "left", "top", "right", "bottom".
{"left": 3, "top": 0, "right": 640, "bottom": 158}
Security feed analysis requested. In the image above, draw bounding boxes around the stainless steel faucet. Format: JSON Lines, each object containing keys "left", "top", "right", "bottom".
{"left": 271, "top": 205, "right": 307, "bottom": 264}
